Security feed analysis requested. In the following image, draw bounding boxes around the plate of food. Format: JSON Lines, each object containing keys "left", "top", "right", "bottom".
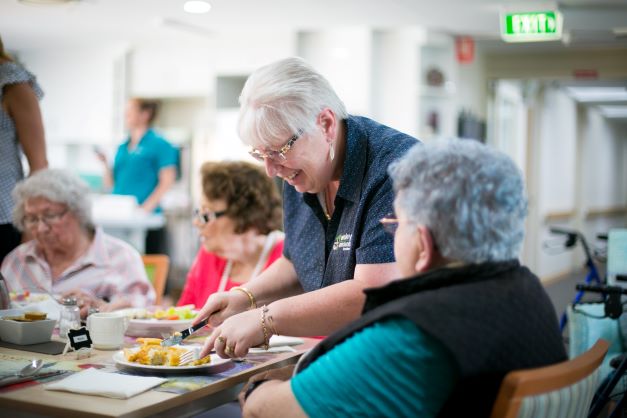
{"left": 10, "top": 291, "right": 52, "bottom": 305}
{"left": 113, "top": 338, "right": 231, "bottom": 373}
{"left": 8, "top": 291, "right": 61, "bottom": 321}
{"left": 118, "top": 306, "right": 200, "bottom": 338}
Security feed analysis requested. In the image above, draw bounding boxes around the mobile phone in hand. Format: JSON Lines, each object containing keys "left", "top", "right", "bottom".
{"left": 93, "top": 145, "right": 107, "bottom": 161}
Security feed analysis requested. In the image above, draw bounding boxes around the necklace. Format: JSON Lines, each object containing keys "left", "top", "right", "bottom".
{"left": 318, "top": 190, "right": 332, "bottom": 220}
{"left": 323, "top": 192, "right": 331, "bottom": 220}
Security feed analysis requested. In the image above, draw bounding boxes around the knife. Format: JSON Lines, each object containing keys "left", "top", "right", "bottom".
{"left": 0, "top": 370, "right": 68, "bottom": 388}
{"left": 161, "top": 318, "right": 209, "bottom": 347}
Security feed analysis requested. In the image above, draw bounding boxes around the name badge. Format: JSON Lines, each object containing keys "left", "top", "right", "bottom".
{"left": 332, "top": 233, "right": 352, "bottom": 251}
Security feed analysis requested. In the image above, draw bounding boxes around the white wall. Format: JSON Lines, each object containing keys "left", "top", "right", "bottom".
{"left": 129, "top": 45, "right": 214, "bottom": 98}
{"left": 538, "top": 87, "right": 578, "bottom": 217}
{"left": 457, "top": 43, "right": 487, "bottom": 119}
{"left": 581, "top": 109, "right": 627, "bottom": 211}
{"left": 18, "top": 44, "right": 128, "bottom": 181}
{"left": 19, "top": 45, "right": 128, "bottom": 146}
{"left": 371, "top": 28, "right": 424, "bottom": 138}
{"left": 580, "top": 109, "right": 627, "bottom": 243}
{"left": 298, "top": 28, "right": 372, "bottom": 117}
{"left": 535, "top": 86, "right": 579, "bottom": 278}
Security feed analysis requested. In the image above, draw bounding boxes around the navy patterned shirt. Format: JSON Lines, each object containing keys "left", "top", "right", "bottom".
{"left": 0, "top": 62, "right": 44, "bottom": 224}
{"left": 283, "top": 115, "right": 419, "bottom": 292}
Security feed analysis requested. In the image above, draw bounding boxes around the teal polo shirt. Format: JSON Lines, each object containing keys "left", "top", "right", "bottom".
{"left": 112, "top": 129, "right": 178, "bottom": 212}
{"left": 291, "top": 318, "right": 458, "bottom": 417}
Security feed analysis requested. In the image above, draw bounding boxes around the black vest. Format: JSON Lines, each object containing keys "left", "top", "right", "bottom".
{"left": 296, "top": 260, "right": 567, "bottom": 417}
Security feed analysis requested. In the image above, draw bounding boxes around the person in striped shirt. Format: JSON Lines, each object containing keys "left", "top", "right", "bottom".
{"left": 1, "top": 169, "right": 155, "bottom": 318}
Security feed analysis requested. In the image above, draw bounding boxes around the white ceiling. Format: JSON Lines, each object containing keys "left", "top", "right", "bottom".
{"left": 1, "top": 0, "right": 627, "bottom": 51}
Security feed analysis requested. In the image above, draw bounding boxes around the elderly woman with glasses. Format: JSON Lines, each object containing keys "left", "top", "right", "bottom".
{"left": 194, "top": 57, "right": 418, "bottom": 359}
{"left": 238, "top": 140, "right": 566, "bottom": 418}
{"left": 1, "top": 169, "right": 155, "bottom": 318}
{"left": 176, "top": 161, "right": 284, "bottom": 309}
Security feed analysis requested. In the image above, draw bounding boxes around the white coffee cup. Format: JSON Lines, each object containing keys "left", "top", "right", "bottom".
{"left": 87, "top": 312, "right": 129, "bottom": 350}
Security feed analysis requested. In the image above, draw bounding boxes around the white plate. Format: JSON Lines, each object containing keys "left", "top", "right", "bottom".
{"left": 113, "top": 349, "right": 231, "bottom": 374}
{"left": 125, "top": 318, "right": 195, "bottom": 338}
{"left": 115, "top": 308, "right": 198, "bottom": 338}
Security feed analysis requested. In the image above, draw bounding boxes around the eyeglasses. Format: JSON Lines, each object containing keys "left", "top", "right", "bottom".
{"left": 380, "top": 212, "right": 399, "bottom": 235}
{"left": 248, "top": 129, "right": 304, "bottom": 163}
{"left": 194, "top": 209, "right": 227, "bottom": 225}
{"left": 23, "top": 210, "right": 68, "bottom": 229}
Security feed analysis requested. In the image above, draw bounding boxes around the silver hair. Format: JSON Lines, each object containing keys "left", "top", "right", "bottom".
{"left": 237, "top": 56, "right": 348, "bottom": 148}
{"left": 389, "top": 139, "right": 528, "bottom": 263}
{"left": 12, "top": 169, "right": 93, "bottom": 232}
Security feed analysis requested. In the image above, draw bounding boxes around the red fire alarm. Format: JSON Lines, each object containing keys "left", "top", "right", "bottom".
{"left": 455, "top": 36, "right": 475, "bottom": 64}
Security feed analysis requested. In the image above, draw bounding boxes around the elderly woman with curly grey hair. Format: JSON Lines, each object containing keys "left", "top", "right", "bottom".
{"left": 1, "top": 169, "right": 155, "bottom": 318}
{"left": 239, "top": 139, "right": 566, "bottom": 418}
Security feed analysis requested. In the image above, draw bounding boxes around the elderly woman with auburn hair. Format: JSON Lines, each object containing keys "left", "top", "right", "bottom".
{"left": 177, "top": 161, "right": 284, "bottom": 310}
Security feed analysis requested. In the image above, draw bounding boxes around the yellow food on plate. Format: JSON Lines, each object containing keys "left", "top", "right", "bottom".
{"left": 135, "top": 337, "right": 163, "bottom": 346}
{"left": 2, "top": 312, "right": 48, "bottom": 322}
{"left": 24, "top": 311, "right": 47, "bottom": 320}
{"left": 124, "top": 338, "right": 211, "bottom": 367}
{"left": 191, "top": 356, "right": 212, "bottom": 366}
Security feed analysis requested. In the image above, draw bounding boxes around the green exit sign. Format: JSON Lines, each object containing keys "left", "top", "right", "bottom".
{"left": 501, "top": 11, "right": 563, "bottom": 42}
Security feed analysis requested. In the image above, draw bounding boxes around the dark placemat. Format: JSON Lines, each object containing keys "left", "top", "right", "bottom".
{"left": 0, "top": 340, "right": 66, "bottom": 355}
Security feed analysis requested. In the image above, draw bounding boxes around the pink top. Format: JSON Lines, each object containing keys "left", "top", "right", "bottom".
{"left": 1, "top": 228, "right": 155, "bottom": 307}
{"left": 177, "top": 238, "right": 284, "bottom": 309}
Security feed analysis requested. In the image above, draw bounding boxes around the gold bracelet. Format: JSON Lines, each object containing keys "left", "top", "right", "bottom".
{"left": 231, "top": 286, "right": 257, "bottom": 310}
{"left": 260, "top": 305, "right": 270, "bottom": 350}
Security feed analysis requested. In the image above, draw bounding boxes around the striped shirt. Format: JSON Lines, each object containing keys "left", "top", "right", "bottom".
{"left": 1, "top": 228, "right": 155, "bottom": 307}
{"left": 0, "top": 62, "right": 44, "bottom": 224}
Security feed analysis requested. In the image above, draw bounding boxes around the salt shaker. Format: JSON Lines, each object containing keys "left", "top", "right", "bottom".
{"left": 59, "top": 297, "right": 81, "bottom": 339}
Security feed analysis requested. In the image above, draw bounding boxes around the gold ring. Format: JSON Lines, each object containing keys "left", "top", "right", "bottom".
{"left": 224, "top": 345, "right": 233, "bottom": 355}
{"left": 217, "top": 336, "right": 226, "bottom": 345}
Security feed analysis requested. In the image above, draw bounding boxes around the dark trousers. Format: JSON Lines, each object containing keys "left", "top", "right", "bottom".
{"left": 0, "top": 223, "right": 22, "bottom": 265}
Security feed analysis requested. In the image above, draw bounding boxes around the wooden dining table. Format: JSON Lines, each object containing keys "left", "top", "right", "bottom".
{"left": 0, "top": 337, "right": 318, "bottom": 418}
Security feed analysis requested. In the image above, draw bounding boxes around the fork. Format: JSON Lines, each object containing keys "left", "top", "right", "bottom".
{"left": 179, "top": 349, "right": 198, "bottom": 366}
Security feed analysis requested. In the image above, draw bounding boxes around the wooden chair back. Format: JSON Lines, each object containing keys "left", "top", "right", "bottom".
{"left": 490, "top": 339, "right": 609, "bottom": 418}
{"left": 141, "top": 254, "right": 170, "bottom": 306}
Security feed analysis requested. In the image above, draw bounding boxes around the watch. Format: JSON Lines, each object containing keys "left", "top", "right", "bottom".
{"left": 244, "top": 378, "right": 270, "bottom": 401}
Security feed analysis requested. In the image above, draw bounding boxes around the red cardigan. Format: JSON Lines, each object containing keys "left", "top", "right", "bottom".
{"left": 177, "top": 240, "right": 284, "bottom": 309}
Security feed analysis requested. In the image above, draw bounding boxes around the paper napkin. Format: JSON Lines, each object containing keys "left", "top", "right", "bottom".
{"left": 269, "top": 335, "right": 305, "bottom": 347}
{"left": 45, "top": 368, "right": 166, "bottom": 399}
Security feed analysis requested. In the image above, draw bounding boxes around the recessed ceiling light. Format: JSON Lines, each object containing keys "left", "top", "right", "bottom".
{"left": 184, "top": 0, "right": 211, "bottom": 14}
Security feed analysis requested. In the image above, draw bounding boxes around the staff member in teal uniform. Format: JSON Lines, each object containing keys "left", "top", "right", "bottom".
{"left": 97, "top": 97, "right": 178, "bottom": 254}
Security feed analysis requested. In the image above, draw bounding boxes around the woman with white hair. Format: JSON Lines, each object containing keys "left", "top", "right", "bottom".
{"left": 195, "top": 57, "right": 418, "bottom": 358}
{"left": 238, "top": 139, "right": 566, "bottom": 418}
{"left": 1, "top": 169, "right": 155, "bottom": 318}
